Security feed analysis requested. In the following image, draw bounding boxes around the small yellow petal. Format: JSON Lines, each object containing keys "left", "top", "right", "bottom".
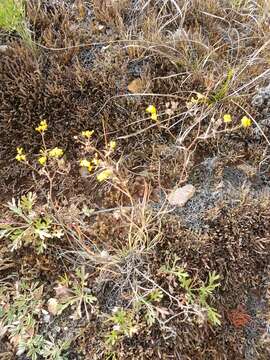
{"left": 48, "top": 147, "right": 64, "bottom": 158}
{"left": 241, "top": 116, "right": 252, "bottom": 128}
{"left": 16, "top": 147, "right": 26, "bottom": 162}
{"left": 146, "top": 105, "right": 158, "bottom": 121}
{"left": 81, "top": 130, "right": 94, "bottom": 139}
{"left": 35, "top": 120, "right": 48, "bottom": 133}
{"left": 223, "top": 114, "right": 232, "bottom": 123}
{"left": 80, "top": 159, "right": 91, "bottom": 168}
{"left": 17, "top": 147, "right": 23, "bottom": 155}
{"left": 96, "top": 169, "right": 113, "bottom": 182}
{"left": 196, "top": 92, "right": 205, "bottom": 100}
{"left": 16, "top": 154, "right": 26, "bottom": 162}
{"left": 38, "top": 156, "right": 47, "bottom": 166}
{"left": 146, "top": 105, "right": 157, "bottom": 113}
{"left": 151, "top": 113, "right": 158, "bottom": 121}
{"left": 92, "top": 157, "right": 100, "bottom": 166}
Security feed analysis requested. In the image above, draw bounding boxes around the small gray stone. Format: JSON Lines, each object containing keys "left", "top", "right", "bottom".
{"left": 168, "top": 184, "right": 196, "bottom": 207}
{"left": 0, "top": 45, "right": 9, "bottom": 53}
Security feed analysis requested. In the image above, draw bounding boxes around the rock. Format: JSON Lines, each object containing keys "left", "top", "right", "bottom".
{"left": 0, "top": 45, "right": 9, "bottom": 53}
{"left": 168, "top": 184, "right": 195, "bottom": 207}
{"left": 47, "top": 298, "right": 59, "bottom": 315}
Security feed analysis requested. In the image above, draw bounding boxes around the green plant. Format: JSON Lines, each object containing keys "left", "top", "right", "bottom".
{"left": 0, "top": 281, "right": 72, "bottom": 359}
{"left": 135, "top": 289, "right": 164, "bottom": 326}
{"left": 16, "top": 120, "right": 128, "bottom": 203}
{"left": 20, "top": 335, "right": 46, "bottom": 360}
{"left": 209, "top": 69, "right": 234, "bottom": 103}
{"left": 230, "top": 0, "right": 249, "bottom": 8}
{"left": 198, "top": 272, "right": 221, "bottom": 325}
{"left": 0, "top": 192, "right": 63, "bottom": 253}
{"left": 0, "top": 0, "right": 32, "bottom": 45}
{"left": 0, "top": 281, "right": 44, "bottom": 357}
{"left": 186, "top": 70, "right": 234, "bottom": 108}
{"left": 54, "top": 267, "right": 97, "bottom": 320}
{"left": 105, "top": 308, "right": 138, "bottom": 347}
{"left": 162, "top": 259, "right": 221, "bottom": 325}
{"left": 40, "top": 338, "right": 71, "bottom": 360}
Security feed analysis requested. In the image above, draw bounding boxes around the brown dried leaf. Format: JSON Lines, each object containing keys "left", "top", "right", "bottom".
{"left": 32, "top": 285, "right": 44, "bottom": 301}
{"left": 128, "top": 78, "right": 145, "bottom": 94}
{"left": 10, "top": 334, "right": 21, "bottom": 347}
{"left": 54, "top": 284, "right": 72, "bottom": 300}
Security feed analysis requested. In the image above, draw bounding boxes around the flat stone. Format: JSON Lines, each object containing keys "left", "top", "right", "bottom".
{"left": 168, "top": 184, "right": 195, "bottom": 207}
{"left": 0, "top": 45, "right": 9, "bottom": 53}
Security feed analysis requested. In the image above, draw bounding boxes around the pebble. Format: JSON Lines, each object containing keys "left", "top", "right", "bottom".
{"left": 168, "top": 184, "right": 195, "bottom": 207}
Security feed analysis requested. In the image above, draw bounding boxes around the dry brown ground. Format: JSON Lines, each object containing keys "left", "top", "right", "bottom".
{"left": 1, "top": 1, "right": 270, "bottom": 359}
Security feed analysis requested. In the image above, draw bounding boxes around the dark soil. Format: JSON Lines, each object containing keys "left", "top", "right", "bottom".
{"left": 1, "top": 1, "right": 270, "bottom": 359}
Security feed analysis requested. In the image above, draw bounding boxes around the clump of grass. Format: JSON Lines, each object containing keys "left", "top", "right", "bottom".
{"left": 0, "top": 0, "right": 32, "bottom": 45}
{"left": 209, "top": 69, "right": 234, "bottom": 104}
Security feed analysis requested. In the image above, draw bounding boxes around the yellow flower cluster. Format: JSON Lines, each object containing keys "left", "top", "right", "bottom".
{"left": 146, "top": 105, "right": 158, "bottom": 121}
{"left": 81, "top": 130, "right": 94, "bottom": 139}
{"left": 222, "top": 113, "right": 252, "bottom": 128}
{"left": 16, "top": 147, "right": 26, "bottom": 162}
{"left": 79, "top": 159, "right": 93, "bottom": 172}
{"left": 79, "top": 153, "right": 101, "bottom": 173}
{"left": 38, "top": 156, "right": 47, "bottom": 166}
{"left": 48, "top": 147, "right": 64, "bottom": 158}
{"left": 35, "top": 120, "right": 48, "bottom": 133}
{"left": 97, "top": 169, "right": 113, "bottom": 182}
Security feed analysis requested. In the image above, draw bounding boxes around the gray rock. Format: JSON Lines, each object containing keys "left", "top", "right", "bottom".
{"left": 168, "top": 184, "right": 195, "bottom": 207}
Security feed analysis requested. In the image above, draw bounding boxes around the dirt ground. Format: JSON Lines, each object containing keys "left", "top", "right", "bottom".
{"left": 1, "top": 1, "right": 270, "bottom": 359}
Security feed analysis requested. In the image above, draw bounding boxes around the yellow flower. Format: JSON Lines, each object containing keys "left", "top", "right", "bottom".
{"left": 16, "top": 154, "right": 26, "bottom": 162}
{"left": 146, "top": 105, "right": 158, "bottom": 121}
{"left": 96, "top": 169, "right": 113, "bottom": 182}
{"left": 17, "top": 147, "right": 24, "bottom": 155}
{"left": 109, "top": 140, "right": 117, "bottom": 150}
{"left": 79, "top": 159, "right": 93, "bottom": 172}
{"left": 81, "top": 130, "right": 94, "bottom": 139}
{"left": 241, "top": 116, "right": 252, "bottom": 128}
{"left": 80, "top": 159, "right": 91, "bottom": 167}
{"left": 48, "top": 147, "right": 64, "bottom": 158}
{"left": 16, "top": 147, "right": 26, "bottom": 162}
{"left": 35, "top": 120, "right": 48, "bottom": 133}
{"left": 223, "top": 114, "right": 232, "bottom": 123}
{"left": 38, "top": 156, "right": 47, "bottom": 166}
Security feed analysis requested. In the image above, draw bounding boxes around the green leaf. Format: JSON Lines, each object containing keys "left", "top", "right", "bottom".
{"left": 7, "top": 198, "right": 23, "bottom": 217}
{"left": 21, "top": 192, "right": 36, "bottom": 213}
{"left": 207, "top": 306, "right": 221, "bottom": 326}
{"left": 145, "top": 307, "right": 156, "bottom": 326}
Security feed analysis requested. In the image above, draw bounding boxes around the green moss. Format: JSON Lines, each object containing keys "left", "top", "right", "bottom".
{"left": 0, "top": 0, "right": 32, "bottom": 45}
